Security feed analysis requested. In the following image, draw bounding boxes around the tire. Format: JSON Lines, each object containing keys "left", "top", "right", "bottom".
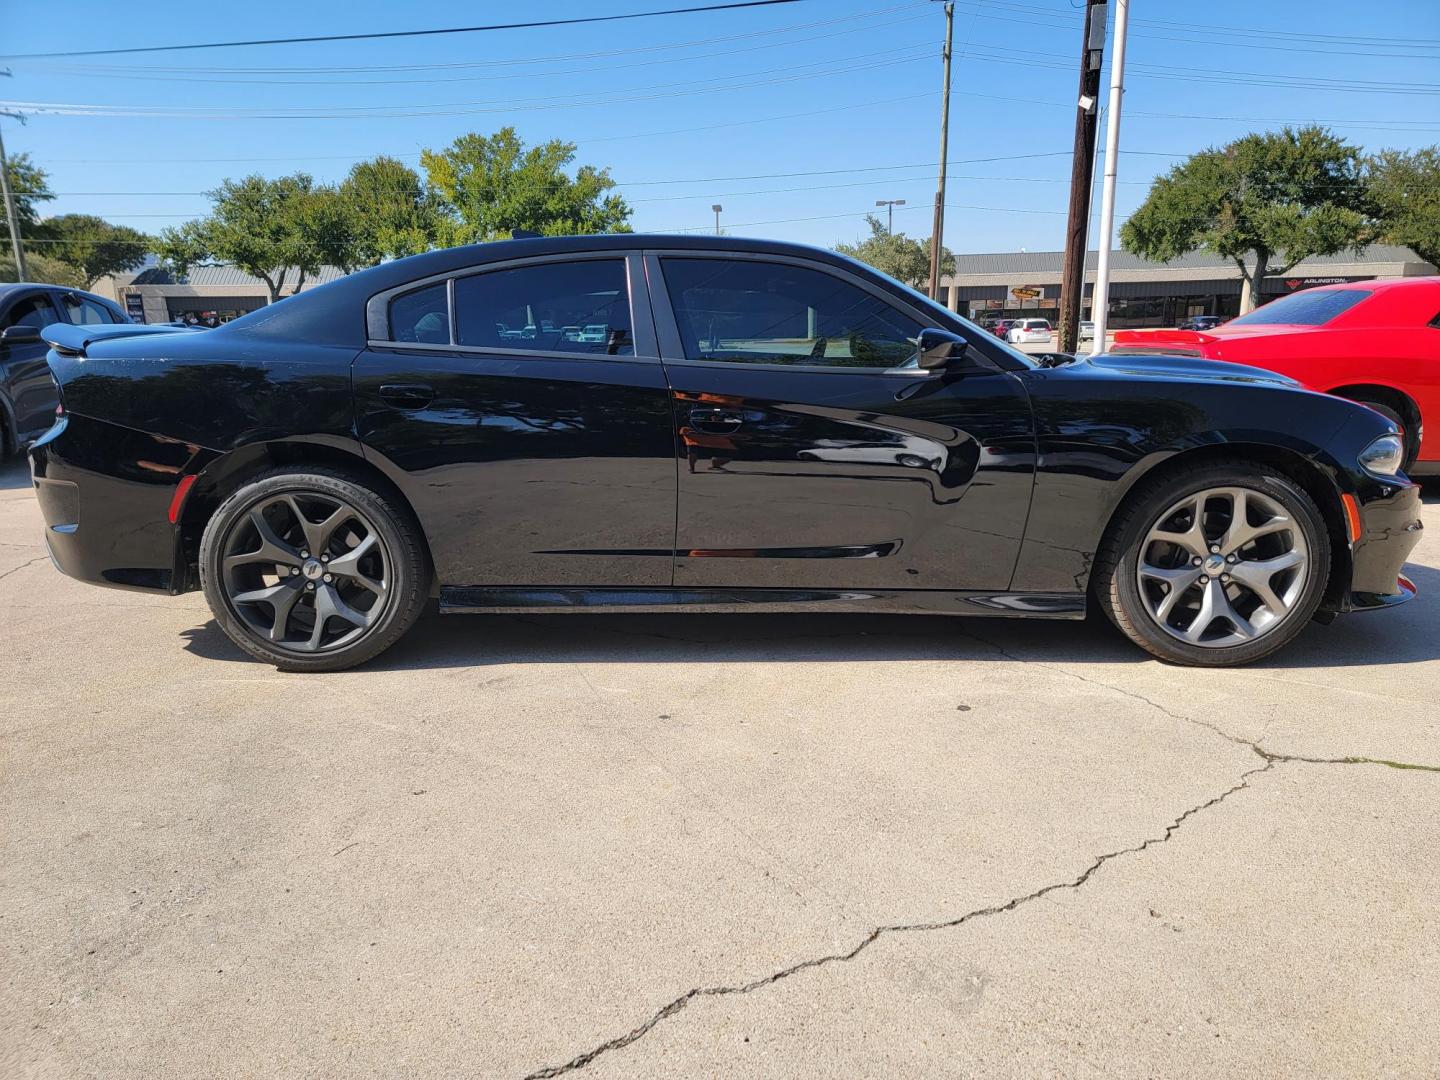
{"left": 1093, "top": 461, "right": 1331, "bottom": 666}
{"left": 198, "top": 467, "right": 429, "bottom": 672}
{"left": 1349, "top": 399, "right": 1419, "bottom": 474}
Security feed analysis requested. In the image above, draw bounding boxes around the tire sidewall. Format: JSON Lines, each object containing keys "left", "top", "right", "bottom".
{"left": 1109, "top": 466, "right": 1331, "bottom": 666}
{"left": 199, "top": 469, "right": 427, "bottom": 672}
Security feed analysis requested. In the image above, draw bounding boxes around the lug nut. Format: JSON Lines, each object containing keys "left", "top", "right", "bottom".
{"left": 300, "top": 550, "right": 309, "bottom": 559}
{"left": 1209, "top": 545, "right": 1220, "bottom": 554}
{"left": 306, "top": 582, "right": 315, "bottom": 591}
{"left": 1221, "top": 574, "right": 1231, "bottom": 583}
{"left": 323, "top": 573, "right": 333, "bottom": 583}
{"left": 290, "top": 567, "right": 300, "bottom": 576}
{"left": 1227, "top": 553, "right": 1238, "bottom": 563}
{"left": 1191, "top": 557, "right": 1202, "bottom": 566}
{"left": 1199, "top": 575, "right": 1209, "bottom": 584}
{"left": 320, "top": 554, "right": 330, "bottom": 563}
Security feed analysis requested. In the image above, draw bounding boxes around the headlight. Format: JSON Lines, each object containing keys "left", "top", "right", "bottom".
{"left": 1358, "top": 433, "right": 1404, "bottom": 476}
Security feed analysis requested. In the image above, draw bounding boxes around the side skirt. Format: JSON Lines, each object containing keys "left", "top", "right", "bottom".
{"left": 439, "top": 586, "right": 1087, "bottom": 619}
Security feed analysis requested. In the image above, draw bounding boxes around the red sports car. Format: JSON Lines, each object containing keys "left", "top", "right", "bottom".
{"left": 1110, "top": 278, "right": 1440, "bottom": 475}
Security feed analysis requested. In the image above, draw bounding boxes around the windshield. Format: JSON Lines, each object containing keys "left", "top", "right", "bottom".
{"left": 1229, "top": 288, "right": 1370, "bottom": 327}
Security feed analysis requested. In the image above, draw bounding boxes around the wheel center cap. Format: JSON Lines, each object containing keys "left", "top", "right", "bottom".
{"left": 1204, "top": 554, "right": 1226, "bottom": 574}
{"left": 302, "top": 558, "right": 324, "bottom": 580}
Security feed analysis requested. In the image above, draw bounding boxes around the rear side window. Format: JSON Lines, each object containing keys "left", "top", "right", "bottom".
{"left": 661, "top": 257, "right": 920, "bottom": 368}
{"left": 454, "top": 260, "right": 632, "bottom": 356}
{"left": 2, "top": 294, "right": 57, "bottom": 330}
{"left": 60, "top": 293, "right": 120, "bottom": 325}
{"left": 389, "top": 283, "right": 450, "bottom": 345}
{"left": 1230, "top": 289, "right": 1371, "bottom": 327}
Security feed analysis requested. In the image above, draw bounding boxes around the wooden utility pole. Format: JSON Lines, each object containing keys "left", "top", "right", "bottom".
{"left": 1057, "top": 0, "right": 1108, "bottom": 353}
{"left": 926, "top": 1, "right": 954, "bottom": 303}
{"left": 0, "top": 88, "right": 27, "bottom": 282}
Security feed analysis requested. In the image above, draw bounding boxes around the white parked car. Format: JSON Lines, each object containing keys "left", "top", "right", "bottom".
{"left": 1007, "top": 318, "right": 1053, "bottom": 344}
{"left": 1079, "top": 320, "right": 1096, "bottom": 341}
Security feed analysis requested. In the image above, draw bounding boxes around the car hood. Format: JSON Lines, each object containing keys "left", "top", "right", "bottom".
{"left": 1079, "top": 352, "right": 1301, "bottom": 387}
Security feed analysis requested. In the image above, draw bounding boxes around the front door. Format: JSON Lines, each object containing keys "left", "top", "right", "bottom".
{"left": 354, "top": 253, "right": 677, "bottom": 589}
{"left": 647, "top": 252, "right": 1035, "bottom": 593}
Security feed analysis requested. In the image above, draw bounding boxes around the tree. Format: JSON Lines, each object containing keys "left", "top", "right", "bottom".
{"left": 155, "top": 173, "right": 354, "bottom": 302}
{"left": 1121, "top": 127, "right": 1374, "bottom": 312}
{"left": 421, "top": 127, "right": 630, "bottom": 243}
{"left": 835, "top": 215, "right": 955, "bottom": 290}
{"left": 338, "top": 156, "right": 441, "bottom": 263}
{"left": 1367, "top": 146, "right": 1440, "bottom": 269}
{"left": 40, "top": 214, "right": 150, "bottom": 287}
{"left": 1, "top": 253, "right": 85, "bottom": 288}
{"left": 0, "top": 152, "right": 54, "bottom": 247}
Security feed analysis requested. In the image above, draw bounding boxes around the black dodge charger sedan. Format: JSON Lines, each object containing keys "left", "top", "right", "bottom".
{"left": 29, "top": 235, "right": 1422, "bottom": 671}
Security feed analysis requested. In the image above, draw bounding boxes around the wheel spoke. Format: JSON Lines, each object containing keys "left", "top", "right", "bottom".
{"left": 326, "top": 533, "right": 384, "bottom": 594}
{"left": 1229, "top": 550, "right": 1304, "bottom": 616}
{"left": 1143, "top": 565, "right": 1202, "bottom": 621}
{"left": 1180, "top": 577, "right": 1222, "bottom": 642}
{"left": 1218, "top": 489, "right": 1291, "bottom": 554}
{"left": 1149, "top": 495, "right": 1208, "bottom": 557}
{"left": 224, "top": 509, "right": 302, "bottom": 571}
{"left": 231, "top": 579, "right": 306, "bottom": 642}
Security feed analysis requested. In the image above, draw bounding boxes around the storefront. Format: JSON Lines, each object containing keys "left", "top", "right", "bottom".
{"left": 116, "top": 265, "right": 346, "bottom": 325}
{"left": 938, "top": 246, "right": 1434, "bottom": 329}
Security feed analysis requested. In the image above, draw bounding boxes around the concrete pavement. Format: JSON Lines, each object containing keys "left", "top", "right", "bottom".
{"left": 1, "top": 455, "right": 1437, "bottom": 1079}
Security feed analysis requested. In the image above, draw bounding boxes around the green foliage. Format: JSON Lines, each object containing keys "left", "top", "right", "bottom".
{"left": 38, "top": 214, "right": 150, "bottom": 287}
{"left": 835, "top": 215, "right": 955, "bottom": 290}
{"left": 420, "top": 127, "right": 631, "bottom": 244}
{"left": 1366, "top": 146, "right": 1440, "bottom": 268}
{"left": 154, "top": 173, "right": 351, "bottom": 299}
{"left": 0, "top": 252, "right": 85, "bottom": 288}
{"left": 338, "top": 156, "right": 442, "bottom": 263}
{"left": 1121, "top": 126, "right": 1374, "bottom": 310}
{"left": 0, "top": 152, "right": 54, "bottom": 242}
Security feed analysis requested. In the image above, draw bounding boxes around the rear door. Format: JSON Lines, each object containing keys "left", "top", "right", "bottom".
{"left": 648, "top": 251, "right": 1036, "bottom": 593}
{"left": 0, "top": 289, "right": 64, "bottom": 441}
{"left": 354, "top": 252, "right": 677, "bottom": 589}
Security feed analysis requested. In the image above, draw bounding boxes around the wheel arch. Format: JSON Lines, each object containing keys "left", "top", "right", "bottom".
{"left": 1323, "top": 382, "right": 1421, "bottom": 433}
{"left": 1095, "top": 442, "right": 1353, "bottom": 611}
{"left": 177, "top": 437, "right": 434, "bottom": 592}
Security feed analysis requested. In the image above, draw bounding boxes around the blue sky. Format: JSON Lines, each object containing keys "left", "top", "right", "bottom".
{"left": 3, "top": 0, "right": 1439, "bottom": 256}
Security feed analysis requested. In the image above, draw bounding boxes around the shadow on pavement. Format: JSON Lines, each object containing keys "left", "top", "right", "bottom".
{"left": 0, "top": 457, "right": 32, "bottom": 491}
{"left": 179, "top": 559, "right": 1438, "bottom": 673}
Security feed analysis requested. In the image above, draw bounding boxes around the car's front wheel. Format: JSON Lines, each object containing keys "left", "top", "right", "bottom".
{"left": 198, "top": 468, "right": 429, "bottom": 672}
{"left": 1094, "top": 462, "right": 1331, "bottom": 666}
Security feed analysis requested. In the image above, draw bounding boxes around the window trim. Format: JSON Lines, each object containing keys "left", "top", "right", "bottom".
{"left": 645, "top": 249, "right": 942, "bottom": 375}
{"left": 365, "top": 250, "right": 659, "bottom": 363}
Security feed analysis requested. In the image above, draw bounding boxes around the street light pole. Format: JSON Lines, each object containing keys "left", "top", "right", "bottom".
{"left": 1089, "top": 0, "right": 1130, "bottom": 356}
{"left": 926, "top": 1, "right": 954, "bottom": 303}
{"left": 875, "top": 199, "right": 907, "bottom": 234}
{"left": 711, "top": 204, "right": 723, "bottom": 236}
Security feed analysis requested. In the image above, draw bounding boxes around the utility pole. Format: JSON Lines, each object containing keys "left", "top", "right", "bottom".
{"left": 926, "top": 1, "right": 954, "bottom": 303}
{"left": 0, "top": 77, "right": 26, "bottom": 283}
{"left": 876, "top": 199, "right": 906, "bottom": 234}
{"left": 1089, "top": 0, "right": 1129, "bottom": 355}
{"left": 711, "top": 204, "right": 723, "bottom": 236}
{"left": 1057, "top": 0, "right": 1108, "bottom": 354}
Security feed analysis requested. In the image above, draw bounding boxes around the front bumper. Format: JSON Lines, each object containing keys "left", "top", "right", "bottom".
{"left": 1342, "top": 480, "right": 1423, "bottom": 612}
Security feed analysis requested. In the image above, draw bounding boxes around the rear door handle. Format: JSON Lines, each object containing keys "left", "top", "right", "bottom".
{"left": 379, "top": 383, "right": 435, "bottom": 410}
{"left": 689, "top": 405, "right": 744, "bottom": 429}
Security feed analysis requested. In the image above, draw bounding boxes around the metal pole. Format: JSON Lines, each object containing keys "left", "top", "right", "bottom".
{"left": 711, "top": 203, "right": 723, "bottom": 236}
{"left": 926, "top": 1, "right": 954, "bottom": 302}
{"left": 1057, "top": 0, "right": 1107, "bottom": 354}
{"left": 1089, "top": 0, "right": 1129, "bottom": 356}
{"left": 0, "top": 120, "right": 26, "bottom": 282}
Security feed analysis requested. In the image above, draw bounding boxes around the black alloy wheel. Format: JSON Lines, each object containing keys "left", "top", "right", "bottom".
{"left": 199, "top": 468, "right": 428, "bottom": 672}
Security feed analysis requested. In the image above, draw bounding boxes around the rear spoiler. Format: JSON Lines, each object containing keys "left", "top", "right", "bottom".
{"left": 41, "top": 322, "right": 196, "bottom": 358}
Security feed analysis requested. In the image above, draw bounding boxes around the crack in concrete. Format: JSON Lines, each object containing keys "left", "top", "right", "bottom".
{"left": 524, "top": 628, "right": 1439, "bottom": 1077}
{"left": 0, "top": 555, "right": 49, "bottom": 583}
{"left": 524, "top": 762, "right": 1275, "bottom": 1078}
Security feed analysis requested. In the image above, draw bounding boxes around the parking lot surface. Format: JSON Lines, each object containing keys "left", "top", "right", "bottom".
{"left": 2, "top": 455, "right": 1437, "bottom": 1079}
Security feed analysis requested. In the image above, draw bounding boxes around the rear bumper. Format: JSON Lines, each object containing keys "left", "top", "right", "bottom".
{"left": 28, "top": 414, "right": 199, "bottom": 594}
{"left": 1340, "top": 480, "right": 1423, "bottom": 612}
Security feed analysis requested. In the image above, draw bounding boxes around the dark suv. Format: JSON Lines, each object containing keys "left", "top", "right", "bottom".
{"left": 1, "top": 284, "right": 128, "bottom": 458}
{"left": 1178, "top": 314, "right": 1225, "bottom": 332}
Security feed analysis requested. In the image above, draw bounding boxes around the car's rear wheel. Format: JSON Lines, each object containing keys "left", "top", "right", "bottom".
{"left": 199, "top": 468, "right": 429, "bottom": 672}
{"left": 1094, "top": 462, "right": 1330, "bottom": 666}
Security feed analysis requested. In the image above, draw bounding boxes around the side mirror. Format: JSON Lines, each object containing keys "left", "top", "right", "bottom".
{"left": 915, "top": 327, "right": 969, "bottom": 370}
{"left": 1, "top": 324, "right": 43, "bottom": 346}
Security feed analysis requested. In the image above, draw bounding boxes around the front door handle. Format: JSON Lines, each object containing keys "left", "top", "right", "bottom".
{"left": 689, "top": 405, "right": 744, "bottom": 429}
{"left": 379, "top": 383, "right": 435, "bottom": 410}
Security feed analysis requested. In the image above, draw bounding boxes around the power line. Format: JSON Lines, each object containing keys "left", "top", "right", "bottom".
{"left": 0, "top": 0, "right": 816, "bottom": 60}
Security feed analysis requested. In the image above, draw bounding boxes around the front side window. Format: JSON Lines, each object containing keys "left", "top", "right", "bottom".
{"left": 454, "top": 260, "right": 632, "bottom": 356}
{"left": 661, "top": 257, "right": 921, "bottom": 368}
{"left": 389, "top": 282, "right": 450, "bottom": 345}
{"left": 2, "top": 294, "right": 56, "bottom": 330}
{"left": 1229, "top": 289, "right": 1371, "bottom": 327}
